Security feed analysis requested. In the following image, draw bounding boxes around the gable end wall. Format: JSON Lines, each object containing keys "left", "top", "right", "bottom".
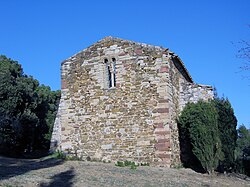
{"left": 50, "top": 37, "right": 214, "bottom": 167}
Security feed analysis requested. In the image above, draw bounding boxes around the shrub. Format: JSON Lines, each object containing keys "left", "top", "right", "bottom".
{"left": 115, "top": 161, "right": 125, "bottom": 167}
{"left": 179, "top": 101, "right": 223, "bottom": 174}
{"left": 213, "top": 97, "right": 237, "bottom": 172}
{"left": 115, "top": 160, "right": 139, "bottom": 170}
{"left": 50, "top": 150, "right": 66, "bottom": 159}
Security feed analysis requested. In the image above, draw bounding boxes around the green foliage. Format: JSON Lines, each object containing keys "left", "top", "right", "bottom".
{"left": 49, "top": 151, "right": 83, "bottom": 161}
{"left": 172, "top": 163, "right": 183, "bottom": 169}
{"left": 124, "top": 160, "right": 132, "bottom": 166}
{"left": 65, "top": 155, "right": 82, "bottom": 161}
{"left": 0, "top": 55, "right": 60, "bottom": 156}
{"left": 140, "top": 162, "right": 150, "bottom": 166}
{"left": 179, "top": 101, "right": 223, "bottom": 174}
{"left": 236, "top": 125, "right": 250, "bottom": 155}
{"left": 115, "top": 161, "right": 125, "bottom": 167}
{"left": 130, "top": 164, "right": 137, "bottom": 170}
{"left": 2, "top": 184, "right": 15, "bottom": 187}
{"left": 115, "top": 160, "right": 139, "bottom": 170}
{"left": 235, "top": 125, "right": 250, "bottom": 176}
{"left": 49, "top": 150, "right": 66, "bottom": 159}
{"left": 213, "top": 97, "right": 237, "bottom": 172}
{"left": 178, "top": 97, "right": 250, "bottom": 176}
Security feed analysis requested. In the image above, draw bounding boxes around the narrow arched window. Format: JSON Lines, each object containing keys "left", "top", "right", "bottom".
{"left": 107, "top": 64, "right": 112, "bottom": 88}
{"left": 104, "top": 59, "right": 111, "bottom": 88}
{"left": 112, "top": 58, "right": 116, "bottom": 87}
{"left": 104, "top": 58, "right": 116, "bottom": 89}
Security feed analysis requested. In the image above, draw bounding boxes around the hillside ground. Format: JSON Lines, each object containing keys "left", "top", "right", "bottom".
{"left": 0, "top": 156, "right": 249, "bottom": 187}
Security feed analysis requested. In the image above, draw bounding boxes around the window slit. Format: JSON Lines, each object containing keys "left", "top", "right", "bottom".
{"left": 112, "top": 58, "right": 116, "bottom": 87}
{"left": 107, "top": 65, "right": 112, "bottom": 88}
{"left": 104, "top": 58, "right": 116, "bottom": 89}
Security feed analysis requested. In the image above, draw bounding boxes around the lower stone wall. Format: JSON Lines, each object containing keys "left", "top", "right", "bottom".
{"left": 50, "top": 73, "right": 213, "bottom": 167}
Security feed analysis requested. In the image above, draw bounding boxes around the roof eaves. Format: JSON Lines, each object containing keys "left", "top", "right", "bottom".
{"left": 172, "top": 54, "right": 193, "bottom": 83}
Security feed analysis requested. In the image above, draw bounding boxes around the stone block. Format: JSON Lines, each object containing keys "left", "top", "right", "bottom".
{"left": 157, "top": 108, "right": 169, "bottom": 113}
{"left": 154, "top": 130, "right": 170, "bottom": 136}
{"left": 61, "top": 79, "right": 67, "bottom": 89}
{"left": 159, "top": 66, "right": 169, "bottom": 73}
{"left": 155, "top": 142, "right": 170, "bottom": 151}
{"left": 101, "top": 144, "right": 113, "bottom": 150}
{"left": 157, "top": 153, "right": 170, "bottom": 159}
{"left": 137, "top": 140, "right": 151, "bottom": 146}
{"left": 153, "top": 123, "right": 164, "bottom": 128}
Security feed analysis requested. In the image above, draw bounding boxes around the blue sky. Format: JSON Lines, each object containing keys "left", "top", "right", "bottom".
{"left": 0, "top": 0, "right": 249, "bottom": 128}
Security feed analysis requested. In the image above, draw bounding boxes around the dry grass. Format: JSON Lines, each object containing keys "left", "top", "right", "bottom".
{"left": 0, "top": 156, "right": 249, "bottom": 187}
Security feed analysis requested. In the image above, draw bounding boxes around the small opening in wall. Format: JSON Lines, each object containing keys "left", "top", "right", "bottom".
{"left": 104, "top": 58, "right": 116, "bottom": 89}
{"left": 107, "top": 65, "right": 112, "bottom": 88}
{"left": 104, "top": 59, "right": 112, "bottom": 88}
{"left": 112, "top": 58, "right": 116, "bottom": 87}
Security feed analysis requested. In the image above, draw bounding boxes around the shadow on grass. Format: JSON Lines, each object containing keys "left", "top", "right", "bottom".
{"left": 0, "top": 156, "right": 64, "bottom": 180}
{"left": 40, "top": 168, "right": 75, "bottom": 187}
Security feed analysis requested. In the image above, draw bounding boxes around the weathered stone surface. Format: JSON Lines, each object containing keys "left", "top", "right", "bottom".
{"left": 50, "top": 36, "right": 213, "bottom": 167}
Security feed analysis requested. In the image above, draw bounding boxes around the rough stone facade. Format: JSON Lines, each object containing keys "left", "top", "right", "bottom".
{"left": 50, "top": 37, "right": 213, "bottom": 167}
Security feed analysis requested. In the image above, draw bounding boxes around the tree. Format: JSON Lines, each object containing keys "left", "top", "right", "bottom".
{"left": 235, "top": 26, "right": 250, "bottom": 80}
{"left": 178, "top": 101, "right": 223, "bottom": 174}
{"left": 0, "top": 55, "right": 32, "bottom": 154}
{"left": 236, "top": 125, "right": 250, "bottom": 153}
{"left": 0, "top": 55, "right": 60, "bottom": 156}
{"left": 237, "top": 40, "right": 250, "bottom": 74}
{"left": 213, "top": 97, "right": 237, "bottom": 172}
{"left": 34, "top": 85, "right": 61, "bottom": 149}
{"left": 235, "top": 125, "right": 250, "bottom": 176}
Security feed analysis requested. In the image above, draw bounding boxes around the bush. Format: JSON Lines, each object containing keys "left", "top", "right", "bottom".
{"left": 115, "top": 160, "right": 139, "bottom": 170}
{"left": 115, "top": 161, "right": 125, "bottom": 167}
{"left": 50, "top": 150, "right": 66, "bottom": 159}
{"left": 179, "top": 101, "right": 223, "bottom": 174}
{"left": 213, "top": 97, "right": 237, "bottom": 172}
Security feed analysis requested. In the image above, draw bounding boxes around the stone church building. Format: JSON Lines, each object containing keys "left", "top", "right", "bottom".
{"left": 51, "top": 36, "right": 213, "bottom": 167}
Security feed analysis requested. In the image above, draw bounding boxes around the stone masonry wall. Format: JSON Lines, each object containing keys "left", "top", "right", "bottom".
{"left": 51, "top": 37, "right": 213, "bottom": 167}
{"left": 179, "top": 83, "right": 214, "bottom": 111}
